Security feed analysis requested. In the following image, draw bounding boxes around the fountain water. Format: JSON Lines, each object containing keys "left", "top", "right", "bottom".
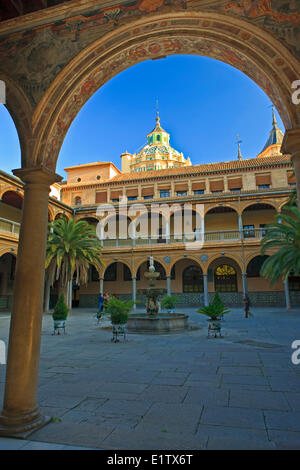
{"left": 127, "top": 256, "right": 189, "bottom": 333}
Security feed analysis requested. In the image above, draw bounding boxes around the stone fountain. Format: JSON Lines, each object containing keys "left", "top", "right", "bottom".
{"left": 127, "top": 256, "right": 189, "bottom": 334}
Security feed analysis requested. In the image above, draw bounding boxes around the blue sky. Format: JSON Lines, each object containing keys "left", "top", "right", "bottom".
{"left": 0, "top": 55, "right": 284, "bottom": 179}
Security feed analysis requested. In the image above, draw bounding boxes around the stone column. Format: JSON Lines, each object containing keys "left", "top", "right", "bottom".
{"left": 100, "top": 278, "right": 104, "bottom": 295}
{"left": 284, "top": 278, "right": 291, "bottom": 310}
{"left": 166, "top": 275, "right": 171, "bottom": 296}
{"left": 238, "top": 213, "right": 243, "bottom": 237}
{"left": 67, "top": 280, "right": 73, "bottom": 310}
{"left": 281, "top": 129, "right": 300, "bottom": 209}
{"left": 0, "top": 167, "right": 61, "bottom": 437}
{"left": 203, "top": 274, "right": 209, "bottom": 306}
{"left": 242, "top": 273, "right": 248, "bottom": 296}
{"left": 132, "top": 277, "right": 136, "bottom": 310}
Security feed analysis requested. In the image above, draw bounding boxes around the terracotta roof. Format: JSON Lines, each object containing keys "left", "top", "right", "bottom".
{"left": 109, "top": 155, "right": 292, "bottom": 183}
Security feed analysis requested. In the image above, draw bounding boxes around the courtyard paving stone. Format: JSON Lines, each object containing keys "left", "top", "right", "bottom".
{"left": 0, "top": 306, "right": 300, "bottom": 449}
{"left": 228, "top": 390, "right": 291, "bottom": 411}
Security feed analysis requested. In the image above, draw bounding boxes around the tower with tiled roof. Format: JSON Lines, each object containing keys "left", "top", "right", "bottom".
{"left": 120, "top": 112, "right": 191, "bottom": 173}
{"left": 257, "top": 107, "right": 284, "bottom": 158}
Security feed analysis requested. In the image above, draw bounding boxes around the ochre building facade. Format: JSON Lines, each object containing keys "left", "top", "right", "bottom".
{"left": 1, "top": 113, "right": 296, "bottom": 311}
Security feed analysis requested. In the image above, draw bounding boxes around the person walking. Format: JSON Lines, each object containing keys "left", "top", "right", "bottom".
{"left": 243, "top": 293, "right": 251, "bottom": 318}
{"left": 97, "top": 293, "right": 104, "bottom": 322}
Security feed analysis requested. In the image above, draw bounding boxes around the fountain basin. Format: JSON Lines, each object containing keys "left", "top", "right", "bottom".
{"left": 127, "top": 313, "right": 189, "bottom": 334}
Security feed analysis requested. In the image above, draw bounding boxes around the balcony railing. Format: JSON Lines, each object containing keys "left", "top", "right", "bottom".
{"left": 101, "top": 228, "right": 267, "bottom": 248}
{"left": 0, "top": 217, "right": 20, "bottom": 235}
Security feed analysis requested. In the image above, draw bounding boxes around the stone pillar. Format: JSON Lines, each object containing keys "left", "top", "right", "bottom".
{"left": 203, "top": 274, "right": 209, "bottom": 306}
{"left": 242, "top": 273, "right": 248, "bottom": 296}
{"left": 100, "top": 278, "right": 104, "bottom": 295}
{"left": 281, "top": 129, "right": 300, "bottom": 209}
{"left": 67, "top": 280, "right": 73, "bottom": 310}
{"left": 238, "top": 213, "right": 243, "bottom": 237}
{"left": 0, "top": 167, "right": 61, "bottom": 437}
{"left": 165, "top": 221, "right": 170, "bottom": 242}
{"left": 132, "top": 277, "right": 136, "bottom": 310}
{"left": 284, "top": 278, "right": 291, "bottom": 310}
{"left": 166, "top": 275, "right": 171, "bottom": 296}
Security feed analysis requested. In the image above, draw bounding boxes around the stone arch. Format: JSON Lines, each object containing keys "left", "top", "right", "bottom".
{"left": 207, "top": 253, "right": 243, "bottom": 274}
{"left": 242, "top": 201, "right": 278, "bottom": 213}
{"left": 31, "top": 11, "right": 300, "bottom": 170}
{"left": 169, "top": 254, "right": 204, "bottom": 277}
{"left": 205, "top": 205, "right": 239, "bottom": 235}
{"left": 103, "top": 259, "right": 133, "bottom": 277}
{"left": 204, "top": 203, "right": 239, "bottom": 216}
{"left": 278, "top": 199, "right": 294, "bottom": 213}
{"left": 0, "top": 74, "right": 33, "bottom": 168}
{"left": 47, "top": 206, "right": 55, "bottom": 222}
{"left": 1, "top": 189, "right": 23, "bottom": 210}
{"left": 0, "top": 187, "right": 23, "bottom": 200}
{"left": 54, "top": 212, "right": 70, "bottom": 221}
{"left": 134, "top": 257, "right": 167, "bottom": 279}
{"left": 0, "top": 247, "right": 18, "bottom": 258}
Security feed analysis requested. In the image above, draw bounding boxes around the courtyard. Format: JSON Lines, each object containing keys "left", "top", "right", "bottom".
{"left": 0, "top": 306, "right": 300, "bottom": 450}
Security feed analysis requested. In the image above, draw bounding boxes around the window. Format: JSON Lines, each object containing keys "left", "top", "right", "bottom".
{"left": 183, "top": 266, "right": 203, "bottom": 293}
{"left": 290, "top": 183, "right": 296, "bottom": 187}
{"left": 128, "top": 196, "right": 137, "bottom": 201}
{"left": 96, "top": 176, "right": 101, "bottom": 180}
{"left": 74, "top": 196, "right": 82, "bottom": 206}
{"left": 143, "top": 195, "right": 153, "bottom": 200}
{"left": 258, "top": 184, "right": 270, "bottom": 189}
{"left": 230, "top": 188, "right": 241, "bottom": 192}
{"left": 77, "top": 178, "right": 81, "bottom": 182}
{"left": 243, "top": 225, "right": 255, "bottom": 238}
{"left": 176, "top": 191, "right": 187, "bottom": 197}
{"left": 112, "top": 199, "right": 118, "bottom": 203}
{"left": 260, "top": 224, "right": 267, "bottom": 237}
{"left": 160, "top": 190, "right": 170, "bottom": 198}
{"left": 194, "top": 190, "right": 204, "bottom": 195}
{"left": 214, "top": 264, "right": 237, "bottom": 292}
{"left": 156, "top": 135, "right": 160, "bottom": 142}
{"left": 211, "top": 190, "right": 223, "bottom": 193}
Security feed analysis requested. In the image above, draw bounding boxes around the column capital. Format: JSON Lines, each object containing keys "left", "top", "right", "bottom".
{"left": 12, "top": 167, "right": 62, "bottom": 187}
{"left": 281, "top": 128, "right": 300, "bottom": 156}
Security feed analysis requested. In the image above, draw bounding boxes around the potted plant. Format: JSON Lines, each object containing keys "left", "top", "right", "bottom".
{"left": 161, "top": 295, "right": 179, "bottom": 314}
{"left": 197, "top": 292, "right": 230, "bottom": 338}
{"left": 52, "top": 294, "right": 69, "bottom": 335}
{"left": 104, "top": 297, "right": 134, "bottom": 342}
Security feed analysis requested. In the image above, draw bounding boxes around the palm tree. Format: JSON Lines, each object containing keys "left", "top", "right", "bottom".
{"left": 260, "top": 205, "right": 300, "bottom": 284}
{"left": 46, "top": 218, "right": 102, "bottom": 301}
